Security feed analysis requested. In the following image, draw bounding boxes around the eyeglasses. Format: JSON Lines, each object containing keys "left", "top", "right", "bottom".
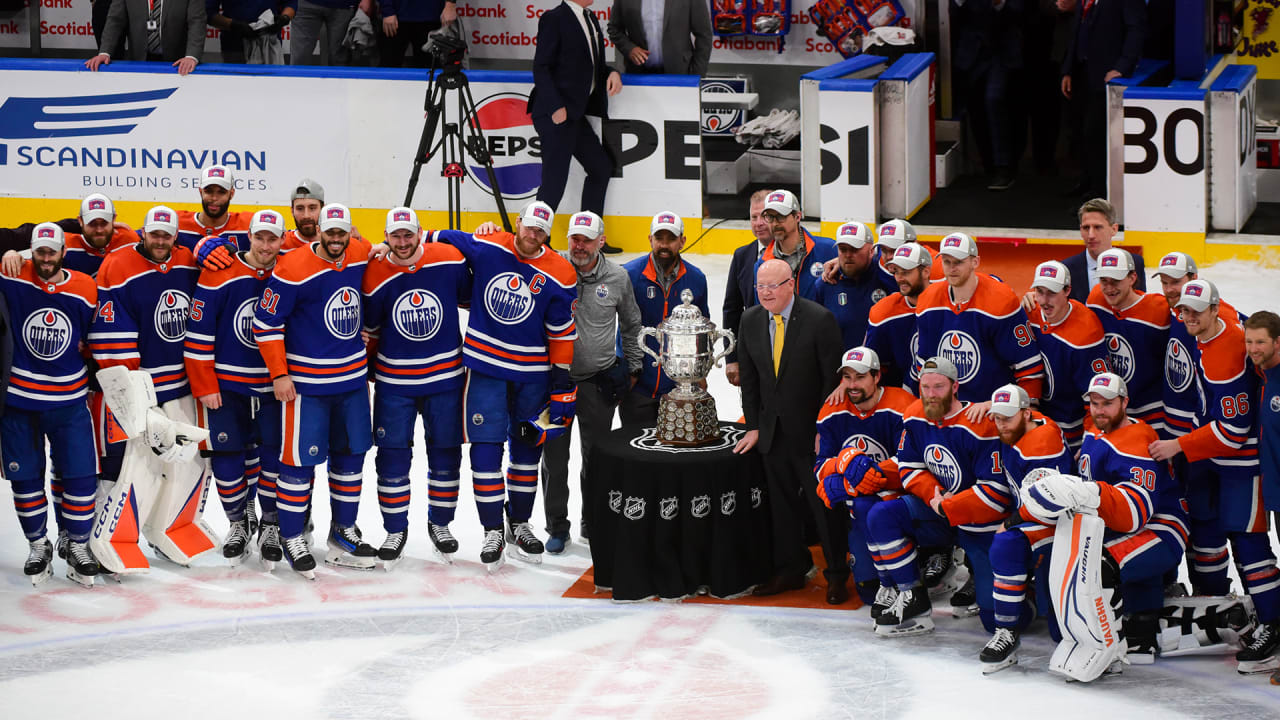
{"left": 762, "top": 213, "right": 789, "bottom": 225}
{"left": 755, "top": 277, "right": 793, "bottom": 293}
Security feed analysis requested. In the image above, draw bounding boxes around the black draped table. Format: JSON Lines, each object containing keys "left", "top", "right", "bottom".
{"left": 586, "top": 422, "right": 771, "bottom": 601}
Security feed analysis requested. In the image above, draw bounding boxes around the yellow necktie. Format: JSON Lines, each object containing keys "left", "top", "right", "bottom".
{"left": 773, "top": 314, "right": 785, "bottom": 374}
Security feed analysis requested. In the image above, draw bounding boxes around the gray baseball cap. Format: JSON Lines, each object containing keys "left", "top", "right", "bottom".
{"left": 291, "top": 178, "right": 325, "bottom": 204}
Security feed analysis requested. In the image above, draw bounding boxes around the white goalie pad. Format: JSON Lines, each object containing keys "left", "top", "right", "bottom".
{"left": 97, "top": 366, "right": 158, "bottom": 438}
{"left": 1047, "top": 512, "right": 1126, "bottom": 683}
{"left": 1158, "top": 594, "right": 1257, "bottom": 657}
{"left": 144, "top": 407, "right": 208, "bottom": 463}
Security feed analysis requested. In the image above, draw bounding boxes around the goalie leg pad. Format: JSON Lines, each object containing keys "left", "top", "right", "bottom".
{"left": 140, "top": 398, "right": 218, "bottom": 565}
{"left": 90, "top": 453, "right": 160, "bottom": 575}
{"left": 1047, "top": 513, "right": 1126, "bottom": 683}
{"left": 1158, "top": 594, "right": 1256, "bottom": 656}
{"left": 96, "top": 367, "right": 158, "bottom": 438}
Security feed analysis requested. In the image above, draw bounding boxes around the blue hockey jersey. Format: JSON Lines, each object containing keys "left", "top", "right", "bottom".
{"left": 1079, "top": 418, "right": 1188, "bottom": 542}
{"left": 816, "top": 386, "right": 916, "bottom": 469}
{"left": 898, "top": 400, "right": 1008, "bottom": 533}
{"left": 1028, "top": 300, "right": 1110, "bottom": 447}
{"left": 998, "top": 413, "right": 1073, "bottom": 504}
{"left": 0, "top": 263, "right": 96, "bottom": 410}
{"left": 1086, "top": 285, "right": 1170, "bottom": 431}
{"left": 865, "top": 292, "right": 919, "bottom": 393}
{"left": 184, "top": 254, "right": 274, "bottom": 398}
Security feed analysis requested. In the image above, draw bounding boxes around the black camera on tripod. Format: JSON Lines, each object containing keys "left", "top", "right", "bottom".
{"left": 424, "top": 31, "right": 467, "bottom": 74}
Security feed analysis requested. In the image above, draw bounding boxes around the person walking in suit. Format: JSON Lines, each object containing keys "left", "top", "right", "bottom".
{"left": 86, "top": 0, "right": 206, "bottom": 74}
{"left": 1060, "top": 197, "right": 1145, "bottom": 304}
{"left": 607, "top": 0, "right": 713, "bottom": 75}
{"left": 530, "top": 0, "right": 624, "bottom": 253}
{"left": 734, "top": 259, "right": 848, "bottom": 603}
{"left": 722, "top": 188, "right": 772, "bottom": 386}
{"left": 951, "top": 0, "right": 1024, "bottom": 191}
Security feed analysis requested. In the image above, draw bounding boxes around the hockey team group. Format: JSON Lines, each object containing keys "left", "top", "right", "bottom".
{"left": 2, "top": 171, "right": 1280, "bottom": 686}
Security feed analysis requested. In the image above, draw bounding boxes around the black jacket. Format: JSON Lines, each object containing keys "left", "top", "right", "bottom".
{"left": 1061, "top": 249, "right": 1147, "bottom": 304}
{"left": 529, "top": 2, "right": 614, "bottom": 120}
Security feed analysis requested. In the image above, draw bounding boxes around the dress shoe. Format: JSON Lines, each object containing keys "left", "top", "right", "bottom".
{"left": 601, "top": 243, "right": 623, "bottom": 254}
{"left": 826, "top": 581, "right": 850, "bottom": 605}
{"left": 752, "top": 574, "right": 807, "bottom": 597}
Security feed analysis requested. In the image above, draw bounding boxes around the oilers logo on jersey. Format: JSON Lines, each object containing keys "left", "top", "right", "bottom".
{"left": 938, "top": 330, "right": 980, "bottom": 383}
{"left": 323, "top": 288, "right": 361, "bottom": 339}
{"left": 233, "top": 298, "right": 258, "bottom": 350}
{"left": 1165, "top": 338, "right": 1195, "bottom": 393}
{"left": 842, "top": 434, "right": 891, "bottom": 463}
{"left": 925, "top": 443, "right": 964, "bottom": 492}
{"left": 154, "top": 291, "right": 190, "bottom": 341}
{"left": 485, "top": 272, "right": 536, "bottom": 325}
{"left": 1043, "top": 356, "right": 1057, "bottom": 401}
{"left": 22, "top": 309, "right": 73, "bottom": 360}
{"left": 391, "top": 289, "right": 443, "bottom": 340}
{"left": 1105, "top": 333, "right": 1135, "bottom": 381}
{"left": 1078, "top": 453, "right": 1093, "bottom": 481}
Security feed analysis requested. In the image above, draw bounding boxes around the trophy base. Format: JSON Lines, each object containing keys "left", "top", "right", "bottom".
{"left": 656, "top": 394, "right": 720, "bottom": 447}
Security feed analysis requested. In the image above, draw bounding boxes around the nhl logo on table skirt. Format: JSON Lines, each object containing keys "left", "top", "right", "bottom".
{"left": 691, "top": 494, "right": 710, "bottom": 518}
{"left": 720, "top": 491, "right": 736, "bottom": 516}
{"left": 609, "top": 490, "right": 623, "bottom": 514}
{"left": 751, "top": 487, "right": 762, "bottom": 508}
{"left": 659, "top": 496, "right": 678, "bottom": 520}
{"left": 624, "top": 496, "right": 646, "bottom": 520}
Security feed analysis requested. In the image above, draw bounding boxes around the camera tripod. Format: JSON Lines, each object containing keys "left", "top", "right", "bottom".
{"left": 403, "top": 61, "right": 512, "bottom": 232}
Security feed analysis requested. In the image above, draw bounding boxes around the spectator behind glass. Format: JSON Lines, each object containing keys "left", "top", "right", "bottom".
{"left": 950, "top": 0, "right": 1024, "bottom": 192}
{"left": 290, "top": 0, "right": 368, "bottom": 64}
{"left": 207, "top": 0, "right": 296, "bottom": 63}
{"left": 378, "top": 0, "right": 457, "bottom": 68}
{"left": 86, "top": 0, "right": 206, "bottom": 75}
{"left": 606, "top": 0, "right": 713, "bottom": 75}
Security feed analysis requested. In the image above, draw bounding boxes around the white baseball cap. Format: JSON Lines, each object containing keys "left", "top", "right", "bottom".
{"left": 80, "top": 193, "right": 115, "bottom": 224}
{"left": 876, "top": 219, "right": 917, "bottom": 250}
{"left": 919, "top": 356, "right": 959, "bottom": 382}
{"left": 1030, "top": 260, "right": 1071, "bottom": 293}
{"left": 1154, "top": 251, "right": 1198, "bottom": 279}
{"left": 385, "top": 207, "right": 420, "bottom": 234}
{"left": 650, "top": 211, "right": 684, "bottom": 237}
{"left": 763, "top": 189, "right": 800, "bottom": 216}
{"left": 1176, "top": 278, "right": 1220, "bottom": 313}
{"left": 200, "top": 165, "right": 233, "bottom": 190}
{"left": 938, "top": 232, "right": 978, "bottom": 259}
{"left": 31, "top": 222, "right": 65, "bottom": 252}
{"left": 1095, "top": 248, "right": 1135, "bottom": 280}
{"left": 568, "top": 211, "right": 603, "bottom": 241}
{"left": 318, "top": 203, "right": 352, "bottom": 233}
{"left": 519, "top": 201, "right": 554, "bottom": 234}
{"left": 887, "top": 242, "right": 932, "bottom": 271}
{"left": 1087, "top": 372, "right": 1128, "bottom": 399}
{"left": 250, "top": 209, "right": 286, "bottom": 238}
{"left": 835, "top": 221, "right": 872, "bottom": 248}
{"left": 840, "top": 346, "right": 880, "bottom": 374}
{"left": 988, "top": 384, "right": 1030, "bottom": 417}
{"left": 144, "top": 205, "right": 178, "bottom": 236}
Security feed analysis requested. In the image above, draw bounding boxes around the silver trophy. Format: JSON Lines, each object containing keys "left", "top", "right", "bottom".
{"left": 638, "top": 289, "right": 736, "bottom": 446}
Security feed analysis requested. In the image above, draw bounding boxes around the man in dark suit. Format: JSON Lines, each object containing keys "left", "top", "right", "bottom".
{"left": 722, "top": 189, "right": 772, "bottom": 386}
{"left": 951, "top": 0, "right": 1023, "bottom": 191}
{"left": 607, "top": 0, "right": 713, "bottom": 75}
{"left": 1061, "top": 0, "right": 1146, "bottom": 197}
{"left": 530, "top": 0, "right": 623, "bottom": 253}
{"left": 86, "top": 0, "right": 206, "bottom": 74}
{"left": 1060, "top": 197, "right": 1145, "bottom": 304}
{"left": 734, "top": 259, "right": 848, "bottom": 603}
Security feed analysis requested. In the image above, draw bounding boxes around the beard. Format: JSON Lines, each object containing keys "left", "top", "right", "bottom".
{"left": 35, "top": 259, "right": 62, "bottom": 281}
{"left": 922, "top": 395, "right": 950, "bottom": 422}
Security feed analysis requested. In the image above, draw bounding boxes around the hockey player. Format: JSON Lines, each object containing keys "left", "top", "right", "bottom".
{"left": 89, "top": 206, "right": 218, "bottom": 573}
{"left": 812, "top": 222, "right": 886, "bottom": 352}
{"left": 0, "top": 223, "right": 100, "bottom": 586}
{"left": 1149, "top": 280, "right": 1280, "bottom": 672}
{"left": 864, "top": 243, "right": 933, "bottom": 392}
{"left": 283, "top": 179, "right": 326, "bottom": 250}
{"left": 1085, "top": 248, "right": 1169, "bottom": 431}
{"left": 914, "top": 232, "right": 1044, "bottom": 403}
{"left": 1025, "top": 260, "right": 1109, "bottom": 449}
{"left": 253, "top": 203, "right": 377, "bottom": 578}
{"left": 178, "top": 165, "right": 254, "bottom": 256}
{"left": 870, "top": 218, "right": 917, "bottom": 292}
{"left": 184, "top": 209, "right": 289, "bottom": 567}
{"left": 815, "top": 347, "right": 914, "bottom": 605}
{"left": 755, "top": 189, "right": 836, "bottom": 301}
{"left": 1, "top": 194, "right": 136, "bottom": 279}
{"left": 362, "top": 207, "right": 470, "bottom": 567}
{"left": 865, "top": 357, "right": 1007, "bottom": 635}
{"left": 430, "top": 202, "right": 577, "bottom": 570}
{"left": 620, "top": 212, "right": 709, "bottom": 427}
{"left": 979, "top": 384, "right": 1073, "bottom": 672}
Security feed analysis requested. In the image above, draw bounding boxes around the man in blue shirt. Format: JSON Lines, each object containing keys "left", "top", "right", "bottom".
{"left": 813, "top": 221, "right": 886, "bottom": 352}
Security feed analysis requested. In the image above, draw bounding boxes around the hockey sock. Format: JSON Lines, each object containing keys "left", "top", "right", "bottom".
{"left": 59, "top": 475, "right": 97, "bottom": 543}
{"left": 504, "top": 439, "right": 541, "bottom": 523}
{"left": 375, "top": 447, "right": 411, "bottom": 534}
{"left": 470, "top": 442, "right": 505, "bottom": 529}
{"left": 257, "top": 449, "right": 280, "bottom": 522}
{"left": 244, "top": 447, "right": 261, "bottom": 517}
{"left": 1187, "top": 521, "right": 1231, "bottom": 595}
{"left": 426, "top": 446, "right": 461, "bottom": 526}
{"left": 328, "top": 453, "right": 364, "bottom": 528}
{"left": 1232, "top": 532, "right": 1280, "bottom": 623}
{"left": 50, "top": 476, "right": 66, "bottom": 534}
{"left": 276, "top": 464, "right": 314, "bottom": 539}
{"left": 9, "top": 478, "right": 48, "bottom": 540}
{"left": 847, "top": 495, "right": 880, "bottom": 585}
{"left": 98, "top": 452, "right": 123, "bottom": 484}
{"left": 210, "top": 453, "right": 248, "bottom": 522}
{"left": 990, "top": 529, "right": 1033, "bottom": 628}
{"left": 866, "top": 500, "right": 922, "bottom": 590}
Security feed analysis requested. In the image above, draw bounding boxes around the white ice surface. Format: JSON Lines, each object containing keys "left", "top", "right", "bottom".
{"left": 1, "top": 252, "right": 1279, "bottom": 719}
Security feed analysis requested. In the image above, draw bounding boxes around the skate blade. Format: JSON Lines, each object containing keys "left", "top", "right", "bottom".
{"left": 28, "top": 565, "right": 53, "bottom": 587}
{"left": 432, "top": 547, "right": 456, "bottom": 564}
{"left": 66, "top": 569, "right": 96, "bottom": 588}
{"left": 1238, "top": 655, "right": 1280, "bottom": 674}
{"left": 291, "top": 567, "right": 317, "bottom": 581}
{"left": 981, "top": 653, "right": 1018, "bottom": 675}
{"left": 1126, "top": 651, "right": 1155, "bottom": 666}
{"left": 507, "top": 546, "right": 543, "bottom": 565}
{"left": 381, "top": 557, "right": 400, "bottom": 572}
{"left": 324, "top": 550, "right": 377, "bottom": 570}
{"left": 875, "top": 616, "right": 935, "bottom": 637}
{"left": 260, "top": 558, "right": 277, "bottom": 572}
{"left": 225, "top": 552, "right": 249, "bottom": 567}
{"left": 484, "top": 554, "right": 506, "bottom": 574}
{"left": 950, "top": 604, "right": 980, "bottom": 619}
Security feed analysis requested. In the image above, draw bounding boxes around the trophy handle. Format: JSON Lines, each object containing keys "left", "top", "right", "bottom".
{"left": 638, "top": 327, "right": 662, "bottom": 368}
{"left": 711, "top": 328, "right": 736, "bottom": 368}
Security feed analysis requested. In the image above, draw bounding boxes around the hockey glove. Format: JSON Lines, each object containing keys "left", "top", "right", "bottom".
{"left": 841, "top": 447, "right": 887, "bottom": 496}
{"left": 194, "top": 235, "right": 237, "bottom": 271}
{"left": 815, "top": 456, "right": 851, "bottom": 509}
{"left": 272, "top": 13, "right": 291, "bottom": 32}
{"left": 1021, "top": 473, "right": 1098, "bottom": 523}
{"left": 549, "top": 366, "right": 577, "bottom": 425}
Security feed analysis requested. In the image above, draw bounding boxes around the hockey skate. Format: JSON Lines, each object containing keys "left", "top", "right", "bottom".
{"left": 922, "top": 550, "right": 956, "bottom": 598}
{"left": 981, "top": 628, "right": 1020, "bottom": 674}
{"left": 1125, "top": 611, "right": 1159, "bottom": 665}
{"left": 222, "top": 519, "right": 252, "bottom": 566}
{"left": 428, "top": 522, "right": 458, "bottom": 564}
{"left": 24, "top": 538, "right": 53, "bottom": 587}
{"left": 506, "top": 519, "right": 544, "bottom": 564}
{"left": 875, "top": 586, "right": 934, "bottom": 636}
{"left": 870, "top": 584, "right": 898, "bottom": 621}
{"left": 480, "top": 528, "right": 506, "bottom": 573}
{"left": 55, "top": 530, "right": 68, "bottom": 560}
{"left": 258, "top": 521, "right": 283, "bottom": 571}
{"left": 378, "top": 531, "right": 407, "bottom": 571}
{"left": 1237, "top": 621, "right": 1280, "bottom": 674}
{"left": 325, "top": 525, "right": 377, "bottom": 570}
{"left": 950, "top": 575, "right": 980, "bottom": 618}
{"left": 282, "top": 534, "right": 316, "bottom": 580}
{"left": 65, "top": 541, "right": 100, "bottom": 588}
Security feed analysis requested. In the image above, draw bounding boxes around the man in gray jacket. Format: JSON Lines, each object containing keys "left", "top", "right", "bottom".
{"left": 541, "top": 211, "right": 643, "bottom": 554}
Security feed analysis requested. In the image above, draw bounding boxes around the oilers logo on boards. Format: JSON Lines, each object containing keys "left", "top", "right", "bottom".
{"left": 154, "top": 290, "right": 190, "bottom": 341}
{"left": 391, "top": 289, "right": 443, "bottom": 340}
{"left": 484, "top": 272, "right": 534, "bottom": 325}
{"left": 462, "top": 93, "right": 541, "bottom": 200}
{"left": 924, "top": 444, "right": 964, "bottom": 493}
{"left": 22, "top": 308, "right": 72, "bottom": 360}
{"left": 938, "top": 330, "right": 980, "bottom": 383}
{"left": 1105, "top": 333, "right": 1135, "bottom": 382}
{"left": 1165, "top": 339, "right": 1195, "bottom": 393}
{"left": 700, "top": 80, "right": 744, "bottom": 134}
{"left": 233, "top": 298, "right": 257, "bottom": 350}
{"left": 841, "top": 434, "right": 890, "bottom": 463}
{"left": 323, "top": 287, "right": 361, "bottom": 339}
